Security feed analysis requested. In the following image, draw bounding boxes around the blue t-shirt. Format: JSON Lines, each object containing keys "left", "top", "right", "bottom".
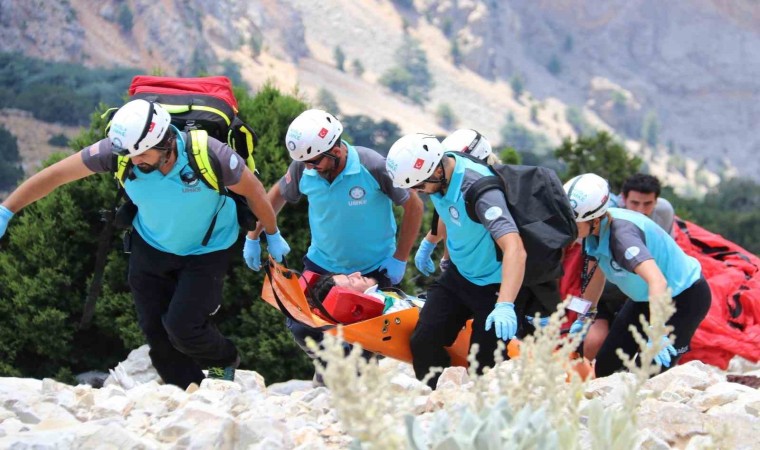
{"left": 81, "top": 131, "right": 245, "bottom": 256}
{"left": 279, "top": 143, "right": 409, "bottom": 274}
{"left": 585, "top": 208, "right": 701, "bottom": 301}
{"left": 431, "top": 153, "right": 517, "bottom": 286}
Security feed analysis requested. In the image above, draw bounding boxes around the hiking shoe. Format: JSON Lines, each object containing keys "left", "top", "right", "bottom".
{"left": 207, "top": 355, "right": 240, "bottom": 381}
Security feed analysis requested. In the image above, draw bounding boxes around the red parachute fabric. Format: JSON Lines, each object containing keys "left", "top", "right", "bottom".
{"left": 673, "top": 218, "right": 760, "bottom": 369}
{"left": 128, "top": 76, "right": 239, "bottom": 111}
{"left": 558, "top": 242, "right": 584, "bottom": 328}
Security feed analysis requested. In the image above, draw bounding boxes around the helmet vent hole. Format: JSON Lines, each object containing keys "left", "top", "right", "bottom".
{"left": 423, "top": 145, "right": 429, "bottom": 151}
{"left": 405, "top": 177, "right": 410, "bottom": 184}
{"left": 306, "top": 147, "right": 312, "bottom": 155}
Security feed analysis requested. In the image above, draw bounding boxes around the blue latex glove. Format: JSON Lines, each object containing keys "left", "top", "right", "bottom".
{"left": 569, "top": 319, "right": 586, "bottom": 336}
{"left": 0, "top": 205, "right": 13, "bottom": 239}
{"left": 525, "top": 315, "right": 550, "bottom": 328}
{"left": 414, "top": 239, "right": 436, "bottom": 276}
{"left": 485, "top": 302, "right": 518, "bottom": 341}
{"left": 265, "top": 230, "right": 291, "bottom": 262}
{"left": 380, "top": 256, "right": 407, "bottom": 285}
{"left": 649, "top": 335, "right": 677, "bottom": 368}
{"left": 243, "top": 237, "right": 262, "bottom": 271}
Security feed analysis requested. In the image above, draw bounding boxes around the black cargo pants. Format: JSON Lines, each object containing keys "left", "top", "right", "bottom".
{"left": 128, "top": 231, "right": 238, "bottom": 389}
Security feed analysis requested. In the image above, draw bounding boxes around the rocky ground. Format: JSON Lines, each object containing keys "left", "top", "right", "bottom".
{"left": 0, "top": 345, "right": 758, "bottom": 449}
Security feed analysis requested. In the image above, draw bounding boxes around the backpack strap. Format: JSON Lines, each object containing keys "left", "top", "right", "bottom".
{"left": 113, "top": 154, "right": 133, "bottom": 187}
{"left": 463, "top": 175, "right": 504, "bottom": 224}
{"left": 186, "top": 129, "right": 221, "bottom": 192}
{"left": 229, "top": 116, "right": 257, "bottom": 173}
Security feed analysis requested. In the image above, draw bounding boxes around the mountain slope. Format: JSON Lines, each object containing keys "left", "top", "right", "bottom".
{"left": 1, "top": 0, "right": 754, "bottom": 193}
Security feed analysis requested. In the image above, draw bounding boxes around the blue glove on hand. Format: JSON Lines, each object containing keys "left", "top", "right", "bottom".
{"left": 569, "top": 319, "right": 586, "bottom": 336}
{"left": 525, "top": 315, "right": 550, "bottom": 328}
{"left": 380, "top": 256, "right": 407, "bottom": 285}
{"left": 266, "top": 230, "right": 291, "bottom": 262}
{"left": 485, "top": 302, "right": 518, "bottom": 341}
{"left": 414, "top": 239, "right": 437, "bottom": 276}
{"left": 243, "top": 237, "right": 262, "bottom": 271}
{"left": 649, "top": 335, "right": 677, "bottom": 368}
{"left": 0, "top": 205, "right": 13, "bottom": 239}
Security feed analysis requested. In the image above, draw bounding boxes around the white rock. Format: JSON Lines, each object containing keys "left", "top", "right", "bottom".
{"left": 200, "top": 378, "right": 244, "bottom": 393}
{"left": 0, "top": 417, "right": 29, "bottom": 434}
{"left": 235, "top": 369, "right": 267, "bottom": 392}
{"left": 636, "top": 398, "right": 706, "bottom": 444}
{"left": 0, "top": 377, "right": 43, "bottom": 412}
{"left": 152, "top": 403, "right": 235, "bottom": 445}
{"left": 0, "top": 427, "right": 78, "bottom": 449}
{"left": 436, "top": 366, "right": 469, "bottom": 389}
{"left": 267, "top": 379, "right": 313, "bottom": 396}
{"left": 746, "top": 401, "right": 760, "bottom": 417}
{"left": 91, "top": 395, "right": 132, "bottom": 420}
{"left": 684, "top": 434, "right": 715, "bottom": 450}
{"left": 688, "top": 382, "right": 740, "bottom": 411}
{"left": 637, "top": 428, "right": 671, "bottom": 450}
{"left": 73, "top": 422, "right": 153, "bottom": 449}
{"left": 727, "top": 356, "right": 760, "bottom": 375}
{"left": 584, "top": 371, "right": 637, "bottom": 408}
{"left": 103, "top": 345, "right": 161, "bottom": 389}
{"left": 237, "top": 416, "right": 294, "bottom": 448}
{"left": 389, "top": 371, "right": 429, "bottom": 393}
{"left": 644, "top": 361, "right": 725, "bottom": 393}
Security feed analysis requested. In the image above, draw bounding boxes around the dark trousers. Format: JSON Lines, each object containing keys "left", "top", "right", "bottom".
{"left": 128, "top": 231, "right": 238, "bottom": 389}
{"left": 286, "top": 256, "right": 391, "bottom": 358}
{"left": 595, "top": 277, "right": 712, "bottom": 377}
{"left": 410, "top": 263, "right": 561, "bottom": 389}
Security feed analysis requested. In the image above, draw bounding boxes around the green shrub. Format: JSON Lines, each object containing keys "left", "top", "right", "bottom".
{"left": 0, "top": 125, "right": 23, "bottom": 191}
{"left": 435, "top": 103, "right": 458, "bottom": 130}
{"left": 48, "top": 133, "right": 70, "bottom": 147}
{"left": 380, "top": 36, "right": 434, "bottom": 105}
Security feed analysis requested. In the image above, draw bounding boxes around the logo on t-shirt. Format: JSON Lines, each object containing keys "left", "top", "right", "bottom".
{"left": 349, "top": 186, "right": 367, "bottom": 206}
{"left": 180, "top": 166, "right": 201, "bottom": 191}
{"left": 610, "top": 260, "right": 624, "bottom": 273}
{"left": 350, "top": 186, "right": 366, "bottom": 200}
{"left": 484, "top": 206, "right": 503, "bottom": 221}
{"left": 624, "top": 246, "right": 641, "bottom": 260}
{"left": 449, "top": 206, "right": 460, "bottom": 220}
{"left": 413, "top": 158, "right": 425, "bottom": 169}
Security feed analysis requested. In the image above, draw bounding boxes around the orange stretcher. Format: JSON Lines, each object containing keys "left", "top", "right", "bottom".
{"left": 261, "top": 257, "right": 520, "bottom": 366}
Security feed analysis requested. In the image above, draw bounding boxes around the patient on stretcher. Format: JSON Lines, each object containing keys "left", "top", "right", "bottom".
{"left": 309, "top": 272, "right": 422, "bottom": 323}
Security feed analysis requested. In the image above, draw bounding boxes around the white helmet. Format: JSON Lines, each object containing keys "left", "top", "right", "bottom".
{"left": 109, "top": 99, "right": 171, "bottom": 157}
{"left": 386, "top": 133, "right": 445, "bottom": 188}
{"left": 441, "top": 129, "right": 492, "bottom": 160}
{"left": 285, "top": 109, "right": 343, "bottom": 161}
{"left": 563, "top": 173, "right": 611, "bottom": 222}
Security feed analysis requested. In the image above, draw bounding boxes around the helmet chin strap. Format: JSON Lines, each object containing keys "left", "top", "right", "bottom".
{"left": 430, "top": 159, "right": 449, "bottom": 193}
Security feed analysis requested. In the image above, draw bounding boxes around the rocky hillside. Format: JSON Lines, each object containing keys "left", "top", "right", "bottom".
{"left": 1, "top": 0, "right": 757, "bottom": 191}
{"left": 0, "top": 345, "right": 759, "bottom": 448}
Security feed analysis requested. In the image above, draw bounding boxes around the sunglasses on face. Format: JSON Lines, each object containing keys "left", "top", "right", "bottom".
{"left": 304, "top": 152, "right": 334, "bottom": 168}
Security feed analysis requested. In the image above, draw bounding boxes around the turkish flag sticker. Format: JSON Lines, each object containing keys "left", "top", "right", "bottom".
{"left": 413, "top": 158, "right": 425, "bottom": 169}
{"left": 318, "top": 128, "right": 328, "bottom": 138}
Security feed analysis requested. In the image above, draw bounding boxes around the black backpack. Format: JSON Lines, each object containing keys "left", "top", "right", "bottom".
{"left": 457, "top": 152, "right": 578, "bottom": 285}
